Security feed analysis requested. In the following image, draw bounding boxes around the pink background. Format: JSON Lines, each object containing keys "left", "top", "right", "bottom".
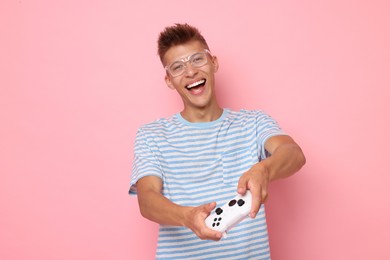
{"left": 1, "top": 1, "right": 389, "bottom": 259}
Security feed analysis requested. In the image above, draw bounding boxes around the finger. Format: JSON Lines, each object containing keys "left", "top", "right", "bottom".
{"left": 261, "top": 184, "right": 269, "bottom": 203}
{"left": 261, "top": 174, "right": 269, "bottom": 203}
{"left": 237, "top": 175, "right": 248, "bottom": 195}
{"left": 249, "top": 186, "right": 262, "bottom": 218}
{"left": 205, "top": 202, "right": 216, "bottom": 214}
{"left": 199, "top": 219, "right": 223, "bottom": 241}
{"left": 204, "top": 229, "right": 223, "bottom": 241}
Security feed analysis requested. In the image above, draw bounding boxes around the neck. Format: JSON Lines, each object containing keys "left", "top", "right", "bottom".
{"left": 180, "top": 105, "right": 223, "bottom": 123}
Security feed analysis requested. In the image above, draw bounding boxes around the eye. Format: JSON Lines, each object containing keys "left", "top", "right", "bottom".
{"left": 170, "top": 62, "right": 184, "bottom": 72}
{"left": 191, "top": 54, "right": 206, "bottom": 64}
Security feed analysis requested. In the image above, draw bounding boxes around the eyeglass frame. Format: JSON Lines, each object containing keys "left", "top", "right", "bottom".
{"left": 164, "top": 49, "right": 213, "bottom": 77}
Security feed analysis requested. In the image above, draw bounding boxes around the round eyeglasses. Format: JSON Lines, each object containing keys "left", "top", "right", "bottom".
{"left": 165, "top": 49, "right": 212, "bottom": 77}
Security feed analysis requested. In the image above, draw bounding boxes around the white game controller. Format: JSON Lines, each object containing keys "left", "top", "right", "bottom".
{"left": 205, "top": 190, "right": 252, "bottom": 238}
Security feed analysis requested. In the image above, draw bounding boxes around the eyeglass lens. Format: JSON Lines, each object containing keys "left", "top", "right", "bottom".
{"left": 168, "top": 52, "right": 208, "bottom": 76}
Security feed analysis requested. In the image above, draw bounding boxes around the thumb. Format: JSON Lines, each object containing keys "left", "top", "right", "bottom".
{"left": 206, "top": 202, "right": 217, "bottom": 213}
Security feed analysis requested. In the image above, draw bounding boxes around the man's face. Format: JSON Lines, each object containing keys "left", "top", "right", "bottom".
{"left": 163, "top": 40, "right": 219, "bottom": 111}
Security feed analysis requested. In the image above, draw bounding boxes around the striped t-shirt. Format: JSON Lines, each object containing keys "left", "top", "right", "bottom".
{"left": 130, "top": 109, "right": 285, "bottom": 260}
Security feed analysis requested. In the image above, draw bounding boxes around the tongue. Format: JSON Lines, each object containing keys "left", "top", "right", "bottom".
{"left": 188, "top": 85, "right": 204, "bottom": 95}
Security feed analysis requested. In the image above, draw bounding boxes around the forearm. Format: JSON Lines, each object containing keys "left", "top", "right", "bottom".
{"left": 237, "top": 138, "right": 306, "bottom": 217}
{"left": 138, "top": 187, "right": 221, "bottom": 240}
{"left": 138, "top": 189, "right": 190, "bottom": 226}
{"left": 262, "top": 142, "right": 306, "bottom": 181}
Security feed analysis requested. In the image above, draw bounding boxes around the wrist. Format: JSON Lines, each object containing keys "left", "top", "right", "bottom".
{"left": 180, "top": 206, "right": 192, "bottom": 227}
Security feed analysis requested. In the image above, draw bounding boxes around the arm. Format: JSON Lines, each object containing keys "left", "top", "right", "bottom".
{"left": 136, "top": 175, "right": 223, "bottom": 240}
{"left": 237, "top": 135, "right": 306, "bottom": 218}
{"left": 263, "top": 135, "right": 306, "bottom": 181}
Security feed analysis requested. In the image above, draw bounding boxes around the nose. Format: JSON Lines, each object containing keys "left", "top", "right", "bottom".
{"left": 183, "top": 62, "right": 198, "bottom": 77}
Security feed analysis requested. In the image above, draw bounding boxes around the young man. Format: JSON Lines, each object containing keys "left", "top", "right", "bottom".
{"left": 129, "top": 23, "right": 306, "bottom": 259}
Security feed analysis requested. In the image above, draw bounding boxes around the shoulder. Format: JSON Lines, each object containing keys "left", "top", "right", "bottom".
{"left": 227, "top": 109, "right": 272, "bottom": 122}
{"left": 136, "top": 114, "right": 180, "bottom": 136}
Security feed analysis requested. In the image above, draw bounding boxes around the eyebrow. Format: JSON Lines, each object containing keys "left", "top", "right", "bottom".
{"left": 174, "top": 51, "right": 200, "bottom": 62}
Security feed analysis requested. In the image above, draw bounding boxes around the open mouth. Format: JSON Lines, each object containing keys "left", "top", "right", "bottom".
{"left": 185, "top": 79, "right": 206, "bottom": 92}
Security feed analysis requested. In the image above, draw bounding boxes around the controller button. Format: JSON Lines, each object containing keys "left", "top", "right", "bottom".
{"left": 216, "top": 208, "right": 223, "bottom": 215}
{"left": 218, "top": 217, "right": 222, "bottom": 221}
{"left": 229, "top": 200, "right": 237, "bottom": 207}
{"left": 237, "top": 199, "right": 245, "bottom": 206}
{"left": 212, "top": 223, "right": 216, "bottom": 227}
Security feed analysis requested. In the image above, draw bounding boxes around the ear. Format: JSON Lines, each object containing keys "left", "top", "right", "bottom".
{"left": 165, "top": 74, "right": 175, "bottom": 90}
{"left": 211, "top": 55, "right": 219, "bottom": 73}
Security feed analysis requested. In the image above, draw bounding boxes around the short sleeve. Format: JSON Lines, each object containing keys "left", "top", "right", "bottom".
{"left": 255, "top": 111, "right": 287, "bottom": 160}
{"left": 129, "top": 128, "right": 162, "bottom": 195}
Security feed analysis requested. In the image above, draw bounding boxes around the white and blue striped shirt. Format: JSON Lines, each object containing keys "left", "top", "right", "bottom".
{"left": 130, "top": 109, "right": 285, "bottom": 259}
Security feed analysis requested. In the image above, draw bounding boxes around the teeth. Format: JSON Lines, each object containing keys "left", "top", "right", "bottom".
{"left": 186, "top": 79, "right": 206, "bottom": 89}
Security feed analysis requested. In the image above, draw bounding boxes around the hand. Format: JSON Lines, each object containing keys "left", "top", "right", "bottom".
{"left": 183, "top": 202, "right": 223, "bottom": 241}
{"left": 237, "top": 162, "right": 270, "bottom": 218}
